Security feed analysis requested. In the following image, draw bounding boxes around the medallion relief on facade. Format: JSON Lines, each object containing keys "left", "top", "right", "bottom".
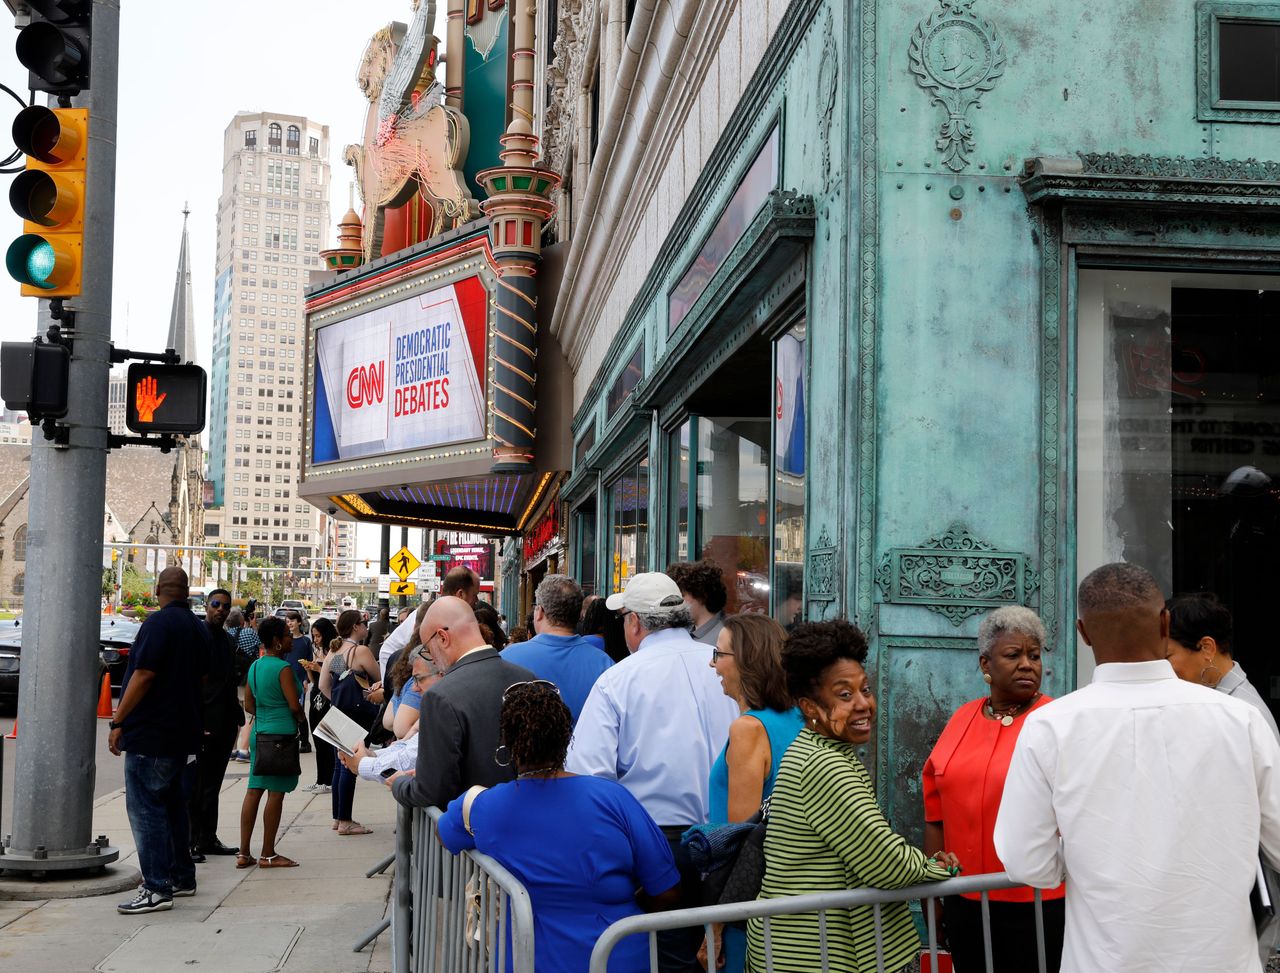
{"left": 876, "top": 523, "right": 1039, "bottom": 626}
{"left": 907, "top": 0, "right": 1006, "bottom": 173}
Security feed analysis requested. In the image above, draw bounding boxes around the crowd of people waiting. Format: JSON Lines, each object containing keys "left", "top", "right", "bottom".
{"left": 106, "top": 558, "right": 1280, "bottom": 973}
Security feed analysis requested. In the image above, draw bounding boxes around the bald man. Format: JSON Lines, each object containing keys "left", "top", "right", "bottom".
{"left": 109, "top": 567, "right": 212, "bottom": 914}
{"left": 994, "top": 563, "right": 1280, "bottom": 972}
{"left": 390, "top": 596, "right": 534, "bottom": 810}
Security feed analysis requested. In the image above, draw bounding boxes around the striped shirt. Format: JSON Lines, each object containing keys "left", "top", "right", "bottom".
{"left": 746, "top": 729, "right": 950, "bottom": 972}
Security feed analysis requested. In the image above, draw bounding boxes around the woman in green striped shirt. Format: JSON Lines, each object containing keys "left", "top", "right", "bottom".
{"left": 746, "top": 620, "right": 959, "bottom": 972}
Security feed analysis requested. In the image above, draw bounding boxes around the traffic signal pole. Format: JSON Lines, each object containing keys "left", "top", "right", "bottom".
{"left": 6, "top": 0, "right": 120, "bottom": 876}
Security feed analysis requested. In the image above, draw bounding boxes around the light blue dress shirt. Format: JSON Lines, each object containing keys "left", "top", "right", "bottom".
{"left": 566, "top": 626, "right": 739, "bottom": 826}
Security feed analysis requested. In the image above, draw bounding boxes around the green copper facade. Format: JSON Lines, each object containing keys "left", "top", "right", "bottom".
{"left": 563, "top": 0, "right": 1280, "bottom": 839}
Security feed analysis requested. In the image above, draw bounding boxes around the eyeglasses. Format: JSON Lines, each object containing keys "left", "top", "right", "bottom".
{"left": 422, "top": 626, "right": 448, "bottom": 650}
{"left": 711, "top": 649, "right": 735, "bottom": 662}
{"left": 209, "top": 600, "right": 229, "bottom": 609}
{"left": 502, "top": 679, "right": 560, "bottom": 702}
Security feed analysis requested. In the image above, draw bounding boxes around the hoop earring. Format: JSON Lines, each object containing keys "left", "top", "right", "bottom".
{"left": 1198, "top": 665, "right": 1222, "bottom": 687}
{"left": 493, "top": 744, "right": 512, "bottom": 768}
{"left": 982, "top": 673, "right": 992, "bottom": 685}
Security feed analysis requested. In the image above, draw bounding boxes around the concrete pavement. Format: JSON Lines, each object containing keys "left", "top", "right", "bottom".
{"left": 0, "top": 766, "right": 398, "bottom": 973}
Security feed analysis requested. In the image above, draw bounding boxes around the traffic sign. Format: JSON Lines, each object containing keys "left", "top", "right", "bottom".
{"left": 425, "top": 578, "right": 442, "bottom": 593}
{"left": 428, "top": 554, "right": 451, "bottom": 561}
{"left": 423, "top": 561, "right": 437, "bottom": 578}
{"left": 390, "top": 546, "right": 420, "bottom": 580}
{"left": 390, "top": 580, "right": 416, "bottom": 596}
{"left": 377, "top": 573, "right": 393, "bottom": 595}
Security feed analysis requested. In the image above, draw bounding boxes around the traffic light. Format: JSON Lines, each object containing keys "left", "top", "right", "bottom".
{"left": 110, "top": 548, "right": 118, "bottom": 562}
{"left": 124, "top": 362, "right": 207, "bottom": 434}
{"left": 17, "top": 1, "right": 91, "bottom": 96}
{"left": 7, "top": 106, "right": 87, "bottom": 297}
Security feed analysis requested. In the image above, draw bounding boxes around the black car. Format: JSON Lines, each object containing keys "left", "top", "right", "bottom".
{"left": 0, "top": 621, "right": 19, "bottom": 708}
{"left": 99, "top": 615, "right": 141, "bottom": 689}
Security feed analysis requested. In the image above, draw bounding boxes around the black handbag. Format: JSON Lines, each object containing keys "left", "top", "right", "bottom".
{"left": 712, "top": 802, "right": 770, "bottom": 905}
{"left": 331, "top": 667, "right": 379, "bottom": 729}
{"left": 253, "top": 732, "right": 301, "bottom": 777}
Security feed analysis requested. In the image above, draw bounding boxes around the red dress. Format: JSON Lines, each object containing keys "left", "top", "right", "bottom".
{"left": 922, "top": 696, "right": 1066, "bottom": 903}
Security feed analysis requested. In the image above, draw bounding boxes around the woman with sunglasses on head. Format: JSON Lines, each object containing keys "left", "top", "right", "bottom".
{"left": 383, "top": 603, "right": 440, "bottom": 740}
{"left": 318, "top": 609, "right": 379, "bottom": 835}
{"left": 437, "top": 680, "right": 681, "bottom": 973}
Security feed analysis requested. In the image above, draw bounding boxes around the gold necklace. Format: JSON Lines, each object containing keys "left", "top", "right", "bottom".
{"left": 985, "top": 694, "right": 1040, "bottom": 727}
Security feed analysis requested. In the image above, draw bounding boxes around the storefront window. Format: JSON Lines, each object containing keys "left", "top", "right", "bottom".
{"left": 608, "top": 456, "right": 649, "bottom": 592}
{"left": 673, "top": 420, "right": 692, "bottom": 560}
{"left": 1078, "top": 268, "right": 1280, "bottom": 720}
{"left": 607, "top": 345, "right": 644, "bottom": 419}
{"left": 575, "top": 500, "right": 597, "bottom": 596}
{"left": 774, "top": 322, "right": 806, "bottom": 625}
{"left": 697, "top": 418, "right": 771, "bottom": 614}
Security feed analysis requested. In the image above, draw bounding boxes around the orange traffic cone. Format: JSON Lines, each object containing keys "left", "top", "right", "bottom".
{"left": 96, "top": 672, "right": 113, "bottom": 719}
{"left": 4, "top": 717, "right": 15, "bottom": 739}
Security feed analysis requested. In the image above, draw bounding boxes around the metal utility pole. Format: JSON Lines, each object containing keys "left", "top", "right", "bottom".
{"left": 6, "top": 0, "right": 120, "bottom": 874}
{"left": 378, "top": 523, "right": 390, "bottom": 613}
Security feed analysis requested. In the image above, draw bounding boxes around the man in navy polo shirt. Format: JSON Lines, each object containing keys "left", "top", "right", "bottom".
{"left": 502, "top": 574, "right": 612, "bottom": 722}
{"left": 108, "top": 567, "right": 211, "bottom": 914}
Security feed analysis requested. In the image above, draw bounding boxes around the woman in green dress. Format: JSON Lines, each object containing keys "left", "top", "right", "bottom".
{"left": 746, "top": 620, "right": 961, "bottom": 972}
{"left": 237, "top": 615, "right": 304, "bottom": 869}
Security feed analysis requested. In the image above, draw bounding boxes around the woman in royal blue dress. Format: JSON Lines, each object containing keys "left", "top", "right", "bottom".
{"left": 437, "top": 680, "right": 680, "bottom": 973}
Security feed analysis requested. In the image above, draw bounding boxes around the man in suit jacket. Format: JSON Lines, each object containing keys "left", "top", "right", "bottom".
{"left": 390, "top": 596, "right": 534, "bottom": 810}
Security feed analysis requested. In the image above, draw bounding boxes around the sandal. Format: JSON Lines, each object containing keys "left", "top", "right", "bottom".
{"left": 235, "top": 853, "right": 255, "bottom": 869}
{"left": 337, "top": 824, "right": 373, "bottom": 836}
{"left": 258, "top": 854, "right": 300, "bottom": 868}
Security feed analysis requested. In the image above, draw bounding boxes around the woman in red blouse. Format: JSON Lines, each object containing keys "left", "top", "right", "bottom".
{"left": 922, "top": 606, "right": 1065, "bottom": 972}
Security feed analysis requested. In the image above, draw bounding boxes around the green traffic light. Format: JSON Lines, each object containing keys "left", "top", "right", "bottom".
{"left": 6, "top": 233, "right": 59, "bottom": 289}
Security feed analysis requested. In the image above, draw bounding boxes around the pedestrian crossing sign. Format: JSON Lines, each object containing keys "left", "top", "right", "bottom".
{"left": 391, "top": 546, "right": 420, "bottom": 580}
{"left": 390, "top": 580, "right": 417, "bottom": 596}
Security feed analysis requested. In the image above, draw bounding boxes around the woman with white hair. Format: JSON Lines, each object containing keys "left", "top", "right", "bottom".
{"left": 921, "top": 605, "right": 1066, "bottom": 972}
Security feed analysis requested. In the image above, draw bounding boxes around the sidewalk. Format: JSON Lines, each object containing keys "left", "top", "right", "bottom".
{"left": 0, "top": 769, "right": 398, "bottom": 973}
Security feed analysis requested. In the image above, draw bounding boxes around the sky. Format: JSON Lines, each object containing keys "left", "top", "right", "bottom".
{"left": 0, "top": 0, "right": 438, "bottom": 570}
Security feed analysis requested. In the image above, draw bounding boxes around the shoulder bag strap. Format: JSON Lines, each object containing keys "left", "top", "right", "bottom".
{"left": 462, "top": 785, "right": 488, "bottom": 836}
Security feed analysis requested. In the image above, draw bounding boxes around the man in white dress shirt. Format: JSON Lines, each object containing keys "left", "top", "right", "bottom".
{"left": 566, "top": 571, "right": 738, "bottom": 973}
{"left": 994, "top": 562, "right": 1280, "bottom": 973}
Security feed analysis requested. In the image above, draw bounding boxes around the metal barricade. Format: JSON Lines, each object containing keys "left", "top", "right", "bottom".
{"left": 588, "top": 872, "right": 1049, "bottom": 973}
{"left": 387, "top": 803, "right": 536, "bottom": 973}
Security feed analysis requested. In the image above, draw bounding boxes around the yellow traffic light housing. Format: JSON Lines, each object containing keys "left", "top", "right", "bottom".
{"left": 6, "top": 106, "right": 86, "bottom": 297}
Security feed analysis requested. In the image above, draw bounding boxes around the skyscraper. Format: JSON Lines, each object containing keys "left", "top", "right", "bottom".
{"left": 209, "top": 112, "right": 331, "bottom": 568}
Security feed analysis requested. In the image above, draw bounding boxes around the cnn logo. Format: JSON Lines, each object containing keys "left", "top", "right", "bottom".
{"left": 346, "top": 362, "right": 385, "bottom": 409}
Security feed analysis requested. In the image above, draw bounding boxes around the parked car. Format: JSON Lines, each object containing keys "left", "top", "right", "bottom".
{"left": 0, "top": 620, "right": 19, "bottom": 708}
{"left": 99, "top": 615, "right": 142, "bottom": 689}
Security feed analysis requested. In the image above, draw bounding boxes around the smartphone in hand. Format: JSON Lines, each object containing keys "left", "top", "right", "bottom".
{"left": 379, "top": 767, "right": 397, "bottom": 779}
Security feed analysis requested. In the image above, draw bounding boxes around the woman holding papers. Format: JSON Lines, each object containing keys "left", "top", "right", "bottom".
{"left": 237, "top": 616, "right": 304, "bottom": 869}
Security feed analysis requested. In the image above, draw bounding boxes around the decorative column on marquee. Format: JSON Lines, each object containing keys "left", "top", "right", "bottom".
{"left": 475, "top": 0, "right": 560, "bottom": 474}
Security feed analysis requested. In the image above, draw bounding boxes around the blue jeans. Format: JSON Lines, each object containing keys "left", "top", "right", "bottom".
{"left": 125, "top": 753, "right": 197, "bottom": 896}
{"left": 332, "top": 760, "right": 356, "bottom": 821}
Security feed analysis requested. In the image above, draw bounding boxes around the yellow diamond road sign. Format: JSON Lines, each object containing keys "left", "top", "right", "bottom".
{"left": 390, "top": 580, "right": 417, "bottom": 596}
{"left": 390, "top": 546, "right": 420, "bottom": 581}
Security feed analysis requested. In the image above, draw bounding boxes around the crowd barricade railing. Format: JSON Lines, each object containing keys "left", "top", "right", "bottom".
{"left": 588, "top": 872, "right": 1049, "bottom": 973}
{"left": 388, "top": 803, "right": 536, "bottom": 973}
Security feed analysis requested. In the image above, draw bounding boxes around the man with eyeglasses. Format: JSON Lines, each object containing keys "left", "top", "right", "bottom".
{"left": 187, "top": 587, "right": 243, "bottom": 860}
{"left": 567, "top": 572, "right": 738, "bottom": 973}
{"left": 337, "top": 653, "right": 434, "bottom": 782}
{"left": 389, "top": 595, "right": 534, "bottom": 811}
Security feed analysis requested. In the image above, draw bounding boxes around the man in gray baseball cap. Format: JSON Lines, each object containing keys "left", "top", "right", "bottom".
{"left": 568, "top": 572, "right": 738, "bottom": 972}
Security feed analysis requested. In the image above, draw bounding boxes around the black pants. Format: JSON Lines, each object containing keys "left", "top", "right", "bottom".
{"left": 187, "top": 724, "right": 238, "bottom": 849}
{"left": 656, "top": 827, "right": 705, "bottom": 973}
{"left": 942, "top": 894, "right": 1064, "bottom": 973}
{"left": 307, "top": 693, "right": 335, "bottom": 786}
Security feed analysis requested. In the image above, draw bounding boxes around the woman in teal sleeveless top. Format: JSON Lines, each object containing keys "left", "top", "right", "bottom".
{"left": 704, "top": 614, "right": 804, "bottom": 973}
{"left": 238, "top": 616, "right": 304, "bottom": 868}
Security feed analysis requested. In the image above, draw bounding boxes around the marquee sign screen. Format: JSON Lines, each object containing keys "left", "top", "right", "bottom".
{"left": 311, "top": 275, "right": 489, "bottom": 463}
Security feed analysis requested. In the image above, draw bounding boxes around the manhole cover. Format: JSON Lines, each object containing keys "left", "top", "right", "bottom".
{"left": 96, "top": 922, "right": 302, "bottom": 973}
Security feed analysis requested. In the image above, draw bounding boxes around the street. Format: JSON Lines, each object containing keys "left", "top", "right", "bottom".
{"left": 0, "top": 694, "right": 124, "bottom": 843}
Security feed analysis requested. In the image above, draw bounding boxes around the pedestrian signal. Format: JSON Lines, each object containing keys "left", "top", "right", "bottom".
{"left": 124, "top": 362, "right": 207, "bottom": 434}
{"left": 7, "top": 106, "right": 87, "bottom": 297}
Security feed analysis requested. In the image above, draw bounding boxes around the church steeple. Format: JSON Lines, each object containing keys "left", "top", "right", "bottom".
{"left": 166, "top": 204, "right": 197, "bottom": 366}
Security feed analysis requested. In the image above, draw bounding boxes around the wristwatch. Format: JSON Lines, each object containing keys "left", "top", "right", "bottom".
{"left": 108, "top": 720, "right": 122, "bottom": 730}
